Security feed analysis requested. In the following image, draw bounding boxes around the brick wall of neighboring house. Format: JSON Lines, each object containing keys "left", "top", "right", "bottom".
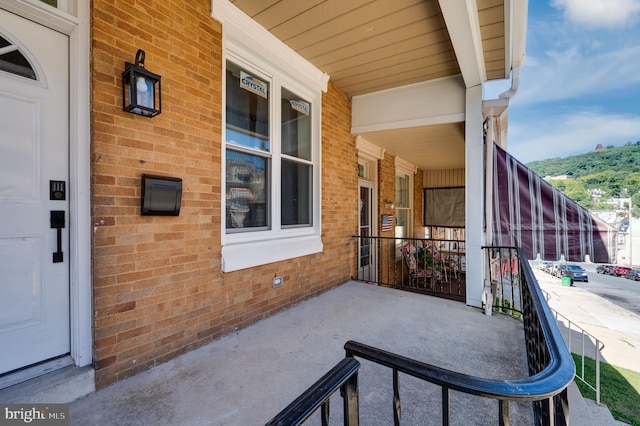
{"left": 91, "top": 0, "right": 356, "bottom": 389}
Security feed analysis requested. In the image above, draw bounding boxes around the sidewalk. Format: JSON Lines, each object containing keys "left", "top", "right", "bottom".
{"left": 534, "top": 268, "right": 640, "bottom": 373}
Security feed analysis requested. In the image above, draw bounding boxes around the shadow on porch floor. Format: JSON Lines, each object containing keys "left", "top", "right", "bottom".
{"left": 69, "top": 281, "right": 530, "bottom": 425}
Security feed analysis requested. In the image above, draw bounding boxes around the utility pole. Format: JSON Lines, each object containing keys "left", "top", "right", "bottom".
{"left": 630, "top": 200, "right": 633, "bottom": 267}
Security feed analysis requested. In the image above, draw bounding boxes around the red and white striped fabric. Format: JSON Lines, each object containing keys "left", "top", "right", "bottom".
{"left": 492, "top": 144, "right": 617, "bottom": 263}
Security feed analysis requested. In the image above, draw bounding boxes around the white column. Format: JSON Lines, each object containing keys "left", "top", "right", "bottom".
{"left": 465, "top": 84, "right": 485, "bottom": 308}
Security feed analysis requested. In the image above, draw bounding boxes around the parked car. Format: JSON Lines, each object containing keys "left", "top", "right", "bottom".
{"left": 596, "top": 264, "right": 610, "bottom": 274}
{"left": 600, "top": 265, "right": 615, "bottom": 275}
{"left": 558, "top": 264, "right": 588, "bottom": 282}
{"left": 625, "top": 269, "right": 640, "bottom": 281}
{"left": 540, "top": 261, "right": 552, "bottom": 273}
{"left": 611, "top": 266, "right": 632, "bottom": 277}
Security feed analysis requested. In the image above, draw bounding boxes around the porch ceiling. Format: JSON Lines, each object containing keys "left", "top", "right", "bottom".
{"left": 359, "top": 122, "right": 466, "bottom": 170}
{"left": 229, "top": 0, "right": 509, "bottom": 171}
{"left": 230, "top": 0, "right": 507, "bottom": 97}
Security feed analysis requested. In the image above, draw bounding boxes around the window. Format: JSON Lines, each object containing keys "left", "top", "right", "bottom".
{"left": 218, "top": 18, "right": 325, "bottom": 271}
{"left": 225, "top": 62, "right": 270, "bottom": 231}
{"left": 395, "top": 172, "right": 412, "bottom": 240}
{"left": 225, "top": 61, "right": 313, "bottom": 232}
{"left": 280, "top": 87, "right": 312, "bottom": 227}
{"left": 394, "top": 157, "right": 416, "bottom": 241}
{"left": 0, "top": 36, "right": 36, "bottom": 80}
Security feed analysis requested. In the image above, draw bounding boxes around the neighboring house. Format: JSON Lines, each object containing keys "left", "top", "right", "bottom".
{"left": 0, "top": 0, "right": 529, "bottom": 394}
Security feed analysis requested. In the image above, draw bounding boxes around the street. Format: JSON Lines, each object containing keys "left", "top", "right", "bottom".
{"left": 533, "top": 262, "right": 640, "bottom": 373}
{"left": 578, "top": 263, "right": 640, "bottom": 317}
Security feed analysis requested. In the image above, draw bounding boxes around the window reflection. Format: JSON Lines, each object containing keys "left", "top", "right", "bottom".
{"left": 226, "top": 150, "right": 269, "bottom": 230}
{"left": 282, "top": 160, "right": 311, "bottom": 226}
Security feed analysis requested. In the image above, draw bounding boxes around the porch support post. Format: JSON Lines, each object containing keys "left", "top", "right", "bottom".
{"left": 465, "top": 84, "right": 485, "bottom": 307}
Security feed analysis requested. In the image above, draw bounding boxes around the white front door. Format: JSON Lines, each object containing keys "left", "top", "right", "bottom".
{"left": 358, "top": 182, "right": 376, "bottom": 281}
{"left": 0, "top": 9, "right": 70, "bottom": 375}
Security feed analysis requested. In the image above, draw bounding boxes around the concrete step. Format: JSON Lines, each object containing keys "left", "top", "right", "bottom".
{"left": 0, "top": 365, "right": 94, "bottom": 404}
{"left": 568, "top": 381, "right": 626, "bottom": 425}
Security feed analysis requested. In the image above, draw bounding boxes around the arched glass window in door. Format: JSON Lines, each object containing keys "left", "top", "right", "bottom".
{"left": 0, "top": 35, "right": 37, "bottom": 80}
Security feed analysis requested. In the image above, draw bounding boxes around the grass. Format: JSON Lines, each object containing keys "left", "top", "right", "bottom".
{"left": 572, "top": 353, "right": 640, "bottom": 425}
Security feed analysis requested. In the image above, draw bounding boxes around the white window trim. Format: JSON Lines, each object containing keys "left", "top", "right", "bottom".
{"left": 214, "top": 0, "right": 328, "bottom": 272}
{"left": 395, "top": 157, "right": 417, "bottom": 238}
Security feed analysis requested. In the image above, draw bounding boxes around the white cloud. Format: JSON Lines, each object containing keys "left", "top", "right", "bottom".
{"left": 514, "top": 44, "right": 640, "bottom": 106}
{"left": 508, "top": 112, "right": 640, "bottom": 163}
{"left": 552, "top": 0, "right": 640, "bottom": 28}
{"left": 504, "top": 2, "right": 640, "bottom": 164}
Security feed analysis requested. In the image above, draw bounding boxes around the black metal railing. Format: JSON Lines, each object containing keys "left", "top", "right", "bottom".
{"left": 353, "top": 235, "right": 466, "bottom": 301}
{"left": 484, "top": 246, "right": 575, "bottom": 424}
{"left": 265, "top": 358, "right": 360, "bottom": 426}
{"left": 266, "top": 246, "right": 575, "bottom": 426}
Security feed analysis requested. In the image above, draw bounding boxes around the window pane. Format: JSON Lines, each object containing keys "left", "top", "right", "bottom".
{"left": 395, "top": 209, "right": 408, "bottom": 239}
{"left": 281, "top": 87, "right": 311, "bottom": 161}
{"left": 0, "top": 36, "right": 36, "bottom": 80}
{"left": 226, "top": 150, "right": 269, "bottom": 230}
{"left": 282, "top": 160, "right": 311, "bottom": 226}
{"left": 396, "top": 174, "right": 409, "bottom": 208}
{"left": 226, "top": 61, "right": 269, "bottom": 152}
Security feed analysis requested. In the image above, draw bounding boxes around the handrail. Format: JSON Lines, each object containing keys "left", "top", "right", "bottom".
{"left": 542, "top": 280, "right": 604, "bottom": 404}
{"left": 265, "top": 358, "right": 360, "bottom": 426}
{"left": 553, "top": 307, "right": 605, "bottom": 405}
{"left": 344, "top": 338, "right": 573, "bottom": 401}
{"left": 267, "top": 245, "right": 575, "bottom": 425}
{"left": 515, "top": 246, "right": 574, "bottom": 370}
{"left": 487, "top": 246, "right": 576, "bottom": 423}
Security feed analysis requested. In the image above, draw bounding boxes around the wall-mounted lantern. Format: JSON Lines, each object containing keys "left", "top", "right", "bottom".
{"left": 122, "top": 49, "right": 161, "bottom": 117}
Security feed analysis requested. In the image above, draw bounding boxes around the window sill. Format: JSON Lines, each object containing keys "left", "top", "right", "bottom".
{"left": 221, "top": 234, "right": 323, "bottom": 272}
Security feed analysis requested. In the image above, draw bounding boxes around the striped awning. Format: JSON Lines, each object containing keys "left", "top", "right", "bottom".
{"left": 492, "top": 144, "right": 617, "bottom": 262}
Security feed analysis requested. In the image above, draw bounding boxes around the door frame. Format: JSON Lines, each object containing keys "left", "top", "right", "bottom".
{"left": 0, "top": 0, "right": 92, "bottom": 369}
{"left": 358, "top": 180, "right": 377, "bottom": 281}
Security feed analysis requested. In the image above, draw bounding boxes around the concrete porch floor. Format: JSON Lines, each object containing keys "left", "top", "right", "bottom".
{"left": 67, "top": 281, "right": 534, "bottom": 425}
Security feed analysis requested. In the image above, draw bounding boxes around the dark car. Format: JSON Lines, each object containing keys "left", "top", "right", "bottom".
{"left": 625, "top": 269, "right": 640, "bottom": 280}
{"left": 558, "top": 264, "right": 588, "bottom": 282}
{"left": 599, "top": 264, "right": 615, "bottom": 275}
{"left": 611, "top": 266, "right": 632, "bottom": 277}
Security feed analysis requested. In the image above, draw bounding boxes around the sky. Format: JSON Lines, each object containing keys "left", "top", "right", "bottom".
{"left": 483, "top": 0, "right": 640, "bottom": 164}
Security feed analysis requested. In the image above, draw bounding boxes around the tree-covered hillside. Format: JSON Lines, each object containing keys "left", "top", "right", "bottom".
{"left": 525, "top": 142, "right": 640, "bottom": 212}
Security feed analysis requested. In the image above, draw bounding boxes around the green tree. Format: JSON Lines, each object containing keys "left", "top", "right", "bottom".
{"left": 527, "top": 143, "right": 640, "bottom": 212}
{"left": 623, "top": 172, "right": 640, "bottom": 190}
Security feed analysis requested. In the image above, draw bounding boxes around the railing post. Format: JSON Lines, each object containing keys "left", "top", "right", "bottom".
{"left": 499, "top": 400, "right": 510, "bottom": 426}
{"left": 342, "top": 369, "right": 359, "bottom": 426}
{"left": 442, "top": 387, "right": 450, "bottom": 426}
{"left": 595, "top": 341, "right": 601, "bottom": 405}
{"left": 546, "top": 395, "right": 556, "bottom": 426}
{"left": 393, "top": 368, "right": 401, "bottom": 426}
{"left": 555, "top": 388, "right": 569, "bottom": 426}
{"left": 321, "top": 401, "right": 329, "bottom": 426}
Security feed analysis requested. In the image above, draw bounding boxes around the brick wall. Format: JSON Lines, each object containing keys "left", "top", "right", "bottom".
{"left": 91, "top": 1, "right": 356, "bottom": 388}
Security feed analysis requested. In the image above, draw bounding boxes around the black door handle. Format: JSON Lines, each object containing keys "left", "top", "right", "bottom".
{"left": 50, "top": 210, "right": 65, "bottom": 263}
